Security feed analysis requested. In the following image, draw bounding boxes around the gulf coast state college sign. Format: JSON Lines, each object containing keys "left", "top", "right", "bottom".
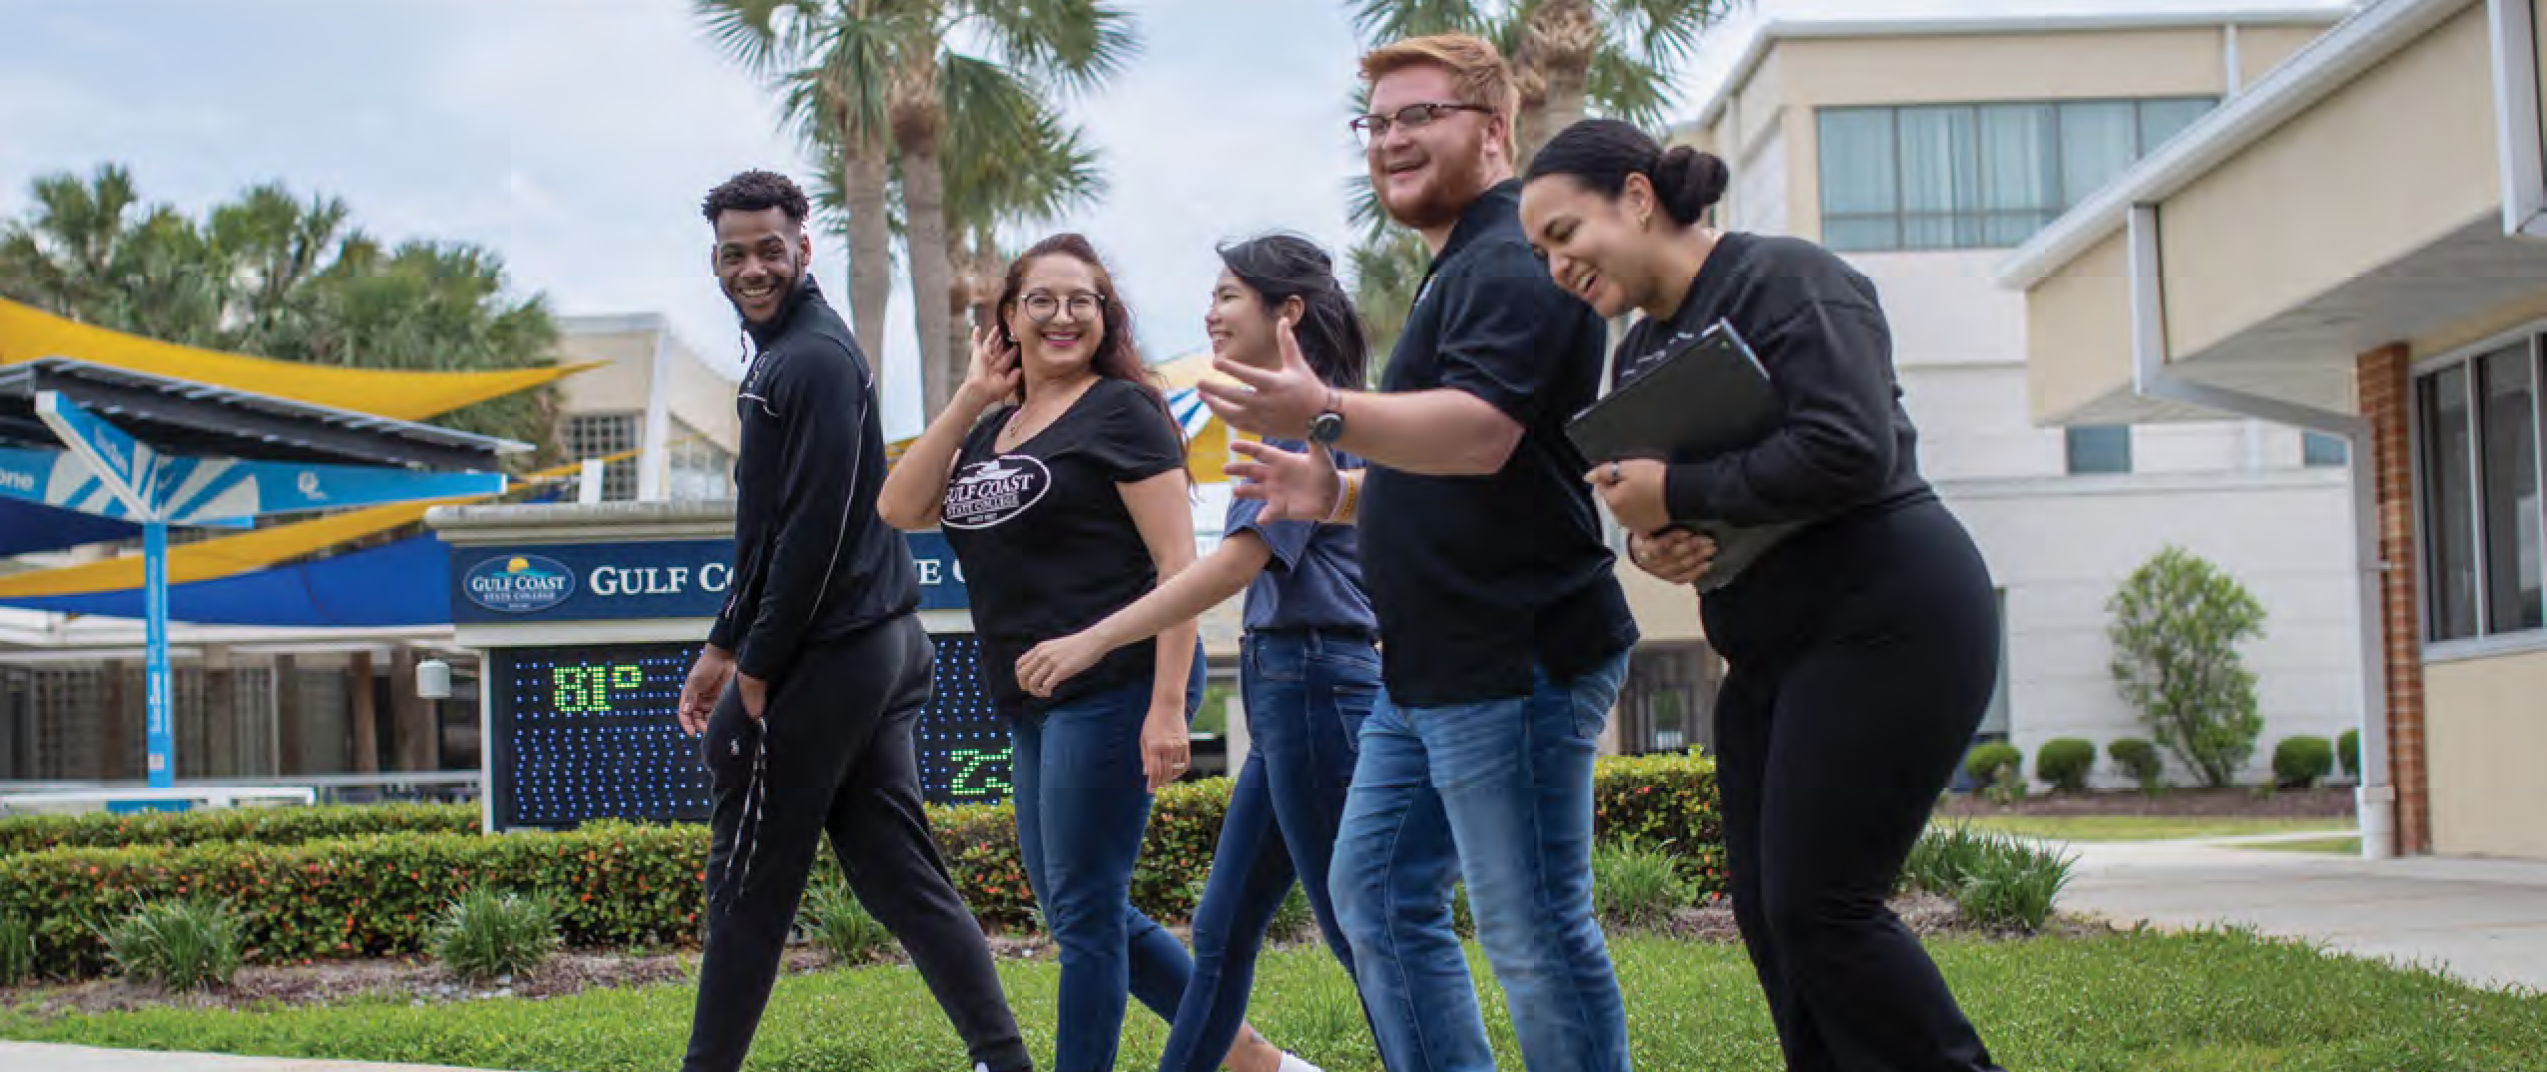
{"left": 448, "top": 531, "right": 967, "bottom": 623}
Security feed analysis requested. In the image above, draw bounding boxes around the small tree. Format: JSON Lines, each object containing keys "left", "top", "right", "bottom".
{"left": 2107, "top": 547, "right": 2267, "bottom": 788}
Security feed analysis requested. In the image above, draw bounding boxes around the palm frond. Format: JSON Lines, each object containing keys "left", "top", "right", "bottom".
{"left": 1585, "top": 48, "right": 1676, "bottom": 127}
{"left": 956, "top": 0, "right": 1139, "bottom": 97}
{"left": 691, "top": 0, "right": 809, "bottom": 81}
{"left": 1349, "top": 0, "right": 1487, "bottom": 44}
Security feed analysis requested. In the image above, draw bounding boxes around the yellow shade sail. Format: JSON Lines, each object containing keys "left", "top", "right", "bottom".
{"left": 0, "top": 297, "right": 589, "bottom": 423}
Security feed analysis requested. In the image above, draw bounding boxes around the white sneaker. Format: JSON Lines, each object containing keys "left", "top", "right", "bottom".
{"left": 1278, "top": 1055, "right": 1325, "bottom": 1072}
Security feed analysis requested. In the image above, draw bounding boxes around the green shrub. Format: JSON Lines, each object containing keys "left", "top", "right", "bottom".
{"left": 0, "top": 803, "right": 476, "bottom": 856}
{"left": 1589, "top": 749, "right": 1725, "bottom": 897}
{"left": 2109, "top": 738, "right": 2165, "bottom": 792}
{"left": 2036, "top": 738, "right": 2097, "bottom": 793}
{"left": 1965, "top": 743, "right": 2023, "bottom": 787}
{"left": 2338, "top": 729, "right": 2362, "bottom": 780}
{"left": 1, "top": 754, "right": 1723, "bottom": 979}
{"left": 1955, "top": 844, "right": 2075, "bottom": 932}
{"left": 2272, "top": 736, "right": 2335, "bottom": 790}
{"left": 1592, "top": 843, "right": 1694, "bottom": 928}
{"left": 1901, "top": 826, "right": 2073, "bottom": 933}
{"left": 801, "top": 886, "right": 894, "bottom": 964}
{"left": 101, "top": 899, "right": 243, "bottom": 990}
{"left": 0, "top": 913, "right": 32, "bottom": 986}
{"left": 430, "top": 887, "right": 558, "bottom": 982}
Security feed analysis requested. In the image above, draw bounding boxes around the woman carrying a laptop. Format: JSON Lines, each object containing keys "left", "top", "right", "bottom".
{"left": 1517, "top": 118, "right": 2008, "bottom": 1072}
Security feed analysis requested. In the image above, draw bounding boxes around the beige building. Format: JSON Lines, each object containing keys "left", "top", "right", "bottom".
{"left": 1677, "top": 7, "right": 2375, "bottom": 785}
{"left": 552, "top": 314, "right": 741, "bottom": 504}
{"left": 2005, "top": 0, "right": 2547, "bottom": 860}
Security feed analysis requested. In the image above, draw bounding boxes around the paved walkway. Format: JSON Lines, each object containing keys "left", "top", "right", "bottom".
{"left": 2061, "top": 837, "right": 2547, "bottom": 993}
{"left": 0, "top": 1043, "right": 496, "bottom": 1071}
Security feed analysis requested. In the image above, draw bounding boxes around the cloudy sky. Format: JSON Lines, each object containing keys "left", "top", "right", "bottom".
{"left": 0, "top": 0, "right": 2352, "bottom": 438}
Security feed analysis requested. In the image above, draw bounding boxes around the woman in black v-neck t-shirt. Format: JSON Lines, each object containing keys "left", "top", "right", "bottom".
{"left": 881, "top": 234, "right": 1277, "bottom": 1072}
{"left": 1519, "top": 120, "right": 2007, "bottom": 1072}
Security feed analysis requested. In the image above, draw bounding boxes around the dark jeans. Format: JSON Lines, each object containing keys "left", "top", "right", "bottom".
{"left": 1704, "top": 500, "right": 2006, "bottom": 1072}
{"left": 1012, "top": 651, "right": 1206, "bottom": 1072}
{"left": 1155, "top": 630, "right": 1380, "bottom": 1072}
{"left": 685, "top": 615, "right": 1030, "bottom": 1072}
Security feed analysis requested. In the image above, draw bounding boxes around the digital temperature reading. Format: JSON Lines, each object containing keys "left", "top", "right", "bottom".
{"left": 488, "top": 637, "right": 1013, "bottom": 830}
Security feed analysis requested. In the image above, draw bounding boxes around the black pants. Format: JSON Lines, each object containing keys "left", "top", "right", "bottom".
{"left": 685, "top": 614, "right": 1031, "bottom": 1072}
{"left": 1701, "top": 499, "right": 2004, "bottom": 1072}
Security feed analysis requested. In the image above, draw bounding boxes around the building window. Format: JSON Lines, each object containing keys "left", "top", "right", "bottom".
{"left": 2065, "top": 425, "right": 2133, "bottom": 475}
{"left": 1819, "top": 96, "right": 2216, "bottom": 252}
{"left": 2417, "top": 338, "right": 2546, "bottom": 642}
{"left": 2303, "top": 431, "right": 2350, "bottom": 467}
{"left": 562, "top": 413, "right": 640, "bottom": 502}
{"left": 667, "top": 424, "right": 734, "bottom": 502}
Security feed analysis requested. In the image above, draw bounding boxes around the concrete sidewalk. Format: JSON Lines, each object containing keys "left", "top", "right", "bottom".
{"left": 0, "top": 1042, "right": 497, "bottom": 1072}
{"left": 2061, "top": 838, "right": 2547, "bottom": 992}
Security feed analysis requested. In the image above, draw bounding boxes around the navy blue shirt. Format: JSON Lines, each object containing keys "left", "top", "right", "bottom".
{"left": 1357, "top": 180, "right": 1638, "bottom": 706}
{"left": 1226, "top": 439, "right": 1376, "bottom": 636}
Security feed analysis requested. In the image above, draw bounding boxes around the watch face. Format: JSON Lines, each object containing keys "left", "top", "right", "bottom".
{"left": 1310, "top": 412, "right": 1343, "bottom": 444}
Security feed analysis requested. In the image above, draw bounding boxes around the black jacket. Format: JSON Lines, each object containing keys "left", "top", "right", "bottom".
{"left": 707, "top": 276, "right": 917, "bottom": 681}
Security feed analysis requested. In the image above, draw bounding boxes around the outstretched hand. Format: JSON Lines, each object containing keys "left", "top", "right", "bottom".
{"left": 1227, "top": 438, "right": 1341, "bottom": 521}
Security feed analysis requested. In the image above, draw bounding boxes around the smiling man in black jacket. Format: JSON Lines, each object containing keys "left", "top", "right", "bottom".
{"left": 673, "top": 170, "right": 1031, "bottom": 1072}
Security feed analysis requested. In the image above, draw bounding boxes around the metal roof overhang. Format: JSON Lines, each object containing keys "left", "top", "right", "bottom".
{"left": 0, "top": 357, "right": 529, "bottom": 472}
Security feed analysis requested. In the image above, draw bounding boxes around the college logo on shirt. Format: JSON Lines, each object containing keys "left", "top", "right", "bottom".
{"left": 942, "top": 455, "right": 1051, "bottom": 530}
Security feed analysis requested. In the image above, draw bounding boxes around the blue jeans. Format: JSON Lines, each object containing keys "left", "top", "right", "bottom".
{"left": 1156, "top": 630, "right": 1380, "bottom": 1072}
{"left": 1329, "top": 651, "right": 1634, "bottom": 1072}
{"left": 1012, "top": 652, "right": 1205, "bottom": 1072}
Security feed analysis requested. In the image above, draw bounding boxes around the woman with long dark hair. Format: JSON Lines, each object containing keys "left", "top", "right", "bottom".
{"left": 1518, "top": 119, "right": 2007, "bottom": 1072}
{"left": 880, "top": 234, "right": 1299, "bottom": 1072}
{"left": 1018, "top": 233, "right": 1370, "bottom": 1072}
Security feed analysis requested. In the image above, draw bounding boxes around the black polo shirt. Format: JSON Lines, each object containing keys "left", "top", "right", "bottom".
{"left": 1358, "top": 180, "right": 1638, "bottom": 706}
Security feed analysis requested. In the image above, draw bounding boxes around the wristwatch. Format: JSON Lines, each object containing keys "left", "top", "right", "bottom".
{"left": 1308, "top": 387, "right": 1346, "bottom": 446}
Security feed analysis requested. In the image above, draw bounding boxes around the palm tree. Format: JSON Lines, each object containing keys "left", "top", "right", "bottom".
{"left": 697, "top": 0, "right": 1135, "bottom": 416}
{"left": 0, "top": 164, "right": 148, "bottom": 324}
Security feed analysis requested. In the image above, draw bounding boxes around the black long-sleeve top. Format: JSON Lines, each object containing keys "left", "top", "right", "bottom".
{"left": 1612, "top": 232, "right": 1934, "bottom": 528}
{"left": 707, "top": 277, "right": 918, "bottom": 682}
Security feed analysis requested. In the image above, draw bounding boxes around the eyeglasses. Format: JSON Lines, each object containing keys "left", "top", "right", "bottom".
{"left": 1022, "top": 291, "right": 1104, "bottom": 323}
{"left": 1350, "top": 101, "right": 1491, "bottom": 147}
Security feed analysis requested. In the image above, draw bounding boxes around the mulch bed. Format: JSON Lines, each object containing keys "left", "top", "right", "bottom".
{"left": 1934, "top": 786, "right": 2356, "bottom": 821}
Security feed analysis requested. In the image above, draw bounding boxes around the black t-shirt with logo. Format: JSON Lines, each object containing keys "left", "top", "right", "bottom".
{"left": 942, "top": 377, "right": 1187, "bottom": 716}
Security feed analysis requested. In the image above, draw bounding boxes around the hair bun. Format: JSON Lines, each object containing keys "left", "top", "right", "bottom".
{"left": 1653, "top": 146, "right": 1729, "bottom": 225}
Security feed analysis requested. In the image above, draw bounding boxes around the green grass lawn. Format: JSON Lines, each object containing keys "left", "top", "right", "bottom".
{"left": 1943, "top": 815, "right": 2357, "bottom": 843}
{"left": 2250, "top": 836, "right": 2367, "bottom": 855}
{"left": 5, "top": 931, "right": 2540, "bottom": 1071}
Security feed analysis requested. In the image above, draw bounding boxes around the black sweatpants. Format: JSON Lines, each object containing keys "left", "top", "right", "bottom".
{"left": 1700, "top": 499, "right": 2005, "bottom": 1072}
{"left": 685, "top": 614, "right": 1030, "bottom": 1072}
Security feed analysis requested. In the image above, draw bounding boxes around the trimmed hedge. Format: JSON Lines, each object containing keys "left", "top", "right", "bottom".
{"left": 0, "top": 803, "right": 478, "bottom": 857}
{"left": 2272, "top": 736, "right": 2334, "bottom": 789}
{"left": 2035, "top": 738, "right": 2097, "bottom": 793}
{"left": 0, "top": 752, "right": 1723, "bottom": 980}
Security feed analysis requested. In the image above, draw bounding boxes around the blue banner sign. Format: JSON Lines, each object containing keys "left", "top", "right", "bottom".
{"left": 448, "top": 531, "right": 968, "bottom": 623}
